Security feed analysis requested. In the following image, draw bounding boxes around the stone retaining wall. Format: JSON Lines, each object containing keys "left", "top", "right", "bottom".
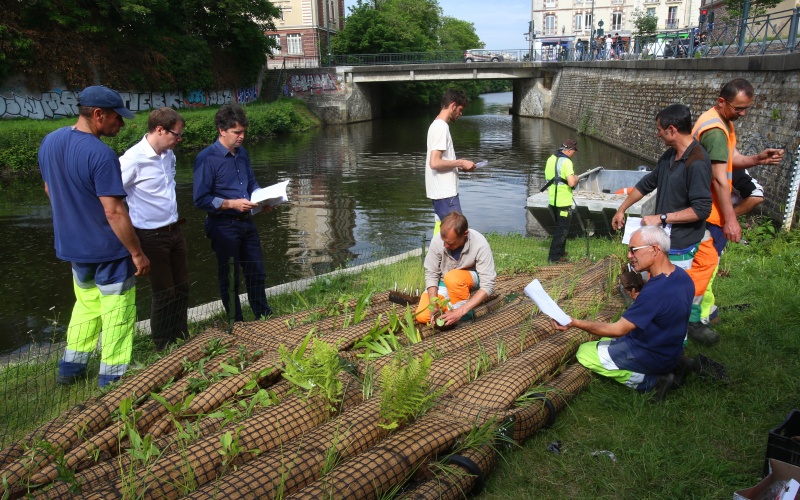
{"left": 548, "top": 54, "right": 800, "bottom": 226}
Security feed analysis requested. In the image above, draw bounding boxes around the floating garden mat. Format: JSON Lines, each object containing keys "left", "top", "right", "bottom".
{"left": 1, "top": 257, "right": 625, "bottom": 499}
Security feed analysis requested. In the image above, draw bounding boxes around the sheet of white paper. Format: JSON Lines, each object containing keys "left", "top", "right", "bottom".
{"left": 250, "top": 180, "right": 290, "bottom": 215}
{"left": 621, "top": 217, "right": 642, "bottom": 244}
{"left": 622, "top": 217, "right": 671, "bottom": 244}
{"left": 475, "top": 160, "right": 488, "bottom": 168}
{"left": 523, "top": 279, "right": 571, "bottom": 326}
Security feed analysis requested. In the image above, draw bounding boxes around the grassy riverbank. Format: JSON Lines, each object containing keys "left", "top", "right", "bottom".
{"left": 478, "top": 222, "right": 800, "bottom": 498}
{"left": 1, "top": 226, "right": 797, "bottom": 497}
{"left": 0, "top": 98, "right": 320, "bottom": 176}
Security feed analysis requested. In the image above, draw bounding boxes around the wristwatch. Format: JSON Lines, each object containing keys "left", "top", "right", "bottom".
{"left": 660, "top": 213, "right": 668, "bottom": 228}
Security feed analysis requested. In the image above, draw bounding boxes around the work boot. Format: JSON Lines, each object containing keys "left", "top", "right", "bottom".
{"left": 56, "top": 361, "right": 87, "bottom": 385}
{"left": 687, "top": 321, "right": 720, "bottom": 346}
{"left": 651, "top": 373, "right": 675, "bottom": 403}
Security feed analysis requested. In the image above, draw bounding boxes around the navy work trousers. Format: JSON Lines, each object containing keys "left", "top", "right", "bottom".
{"left": 548, "top": 205, "right": 572, "bottom": 262}
{"left": 205, "top": 215, "right": 271, "bottom": 322}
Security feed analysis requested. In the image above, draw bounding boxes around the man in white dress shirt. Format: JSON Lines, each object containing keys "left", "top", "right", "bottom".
{"left": 120, "top": 107, "right": 189, "bottom": 350}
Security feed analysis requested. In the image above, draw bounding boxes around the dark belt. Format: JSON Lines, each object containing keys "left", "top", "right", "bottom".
{"left": 208, "top": 212, "right": 251, "bottom": 221}
{"left": 137, "top": 217, "right": 186, "bottom": 233}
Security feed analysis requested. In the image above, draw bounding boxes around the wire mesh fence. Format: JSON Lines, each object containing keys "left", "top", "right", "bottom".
{"left": 0, "top": 226, "right": 620, "bottom": 451}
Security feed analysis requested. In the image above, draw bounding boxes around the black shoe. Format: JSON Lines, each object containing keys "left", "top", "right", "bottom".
{"left": 56, "top": 371, "right": 87, "bottom": 385}
{"left": 687, "top": 322, "right": 720, "bottom": 346}
{"left": 673, "top": 356, "right": 698, "bottom": 387}
{"left": 651, "top": 374, "right": 675, "bottom": 403}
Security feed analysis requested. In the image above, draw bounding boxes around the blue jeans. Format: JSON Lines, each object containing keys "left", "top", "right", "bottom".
{"left": 432, "top": 195, "right": 463, "bottom": 222}
{"left": 205, "top": 215, "right": 271, "bottom": 321}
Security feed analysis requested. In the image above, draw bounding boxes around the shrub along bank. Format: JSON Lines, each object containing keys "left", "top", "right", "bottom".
{"left": 0, "top": 99, "right": 320, "bottom": 176}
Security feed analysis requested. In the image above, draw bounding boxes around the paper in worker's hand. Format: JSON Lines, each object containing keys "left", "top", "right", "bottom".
{"left": 622, "top": 216, "right": 671, "bottom": 244}
{"left": 523, "top": 279, "right": 571, "bottom": 326}
{"left": 475, "top": 160, "right": 488, "bottom": 168}
{"left": 621, "top": 217, "right": 642, "bottom": 244}
{"left": 250, "top": 180, "right": 290, "bottom": 215}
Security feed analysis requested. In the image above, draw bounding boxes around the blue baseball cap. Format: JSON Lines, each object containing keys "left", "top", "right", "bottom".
{"left": 78, "top": 85, "right": 134, "bottom": 119}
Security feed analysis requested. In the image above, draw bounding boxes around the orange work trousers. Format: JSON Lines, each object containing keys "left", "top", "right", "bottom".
{"left": 685, "top": 236, "right": 718, "bottom": 322}
{"left": 414, "top": 269, "right": 476, "bottom": 324}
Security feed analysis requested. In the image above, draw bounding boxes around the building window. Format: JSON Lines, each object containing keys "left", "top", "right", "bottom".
{"left": 268, "top": 35, "right": 281, "bottom": 54}
{"left": 574, "top": 14, "right": 583, "bottom": 30}
{"left": 287, "top": 34, "right": 302, "bottom": 55}
{"left": 278, "top": 7, "right": 284, "bottom": 21}
{"left": 544, "top": 14, "right": 556, "bottom": 35}
{"left": 666, "top": 6, "right": 678, "bottom": 28}
{"left": 647, "top": 7, "right": 656, "bottom": 16}
{"left": 611, "top": 11, "right": 622, "bottom": 30}
{"left": 584, "top": 12, "right": 593, "bottom": 29}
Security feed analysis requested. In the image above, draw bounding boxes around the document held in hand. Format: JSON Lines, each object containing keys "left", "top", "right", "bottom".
{"left": 523, "top": 279, "right": 572, "bottom": 326}
{"left": 622, "top": 216, "right": 671, "bottom": 244}
{"left": 250, "top": 180, "right": 290, "bottom": 215}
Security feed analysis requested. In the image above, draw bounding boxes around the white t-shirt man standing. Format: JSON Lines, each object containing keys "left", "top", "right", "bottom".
{"left": 425, "top": 89, "right": 476, "bottom": 227}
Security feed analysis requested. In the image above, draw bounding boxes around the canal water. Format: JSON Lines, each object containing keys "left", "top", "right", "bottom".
{"left": 0, "top": 92, "right": 652, "bottom": 353}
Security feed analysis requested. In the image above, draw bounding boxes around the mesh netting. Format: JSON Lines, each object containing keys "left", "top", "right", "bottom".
{"left": 2, "top": 257, "right": 625, "bottom": 498}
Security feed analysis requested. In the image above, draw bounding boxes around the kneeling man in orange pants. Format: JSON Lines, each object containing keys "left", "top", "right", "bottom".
{"left": 415, "top": 212, "right": 496, "bottom": 327}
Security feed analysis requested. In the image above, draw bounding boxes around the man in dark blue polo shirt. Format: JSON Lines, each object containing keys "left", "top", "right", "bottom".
{"left": 554, "top": 225, "right": 694, "bottom": 401}
{"left": 193, "top": 104, "right": 272, "bottom": 322}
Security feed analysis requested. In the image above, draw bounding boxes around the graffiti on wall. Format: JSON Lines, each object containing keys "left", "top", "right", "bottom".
{"left": 1, "top": 85, "right": 261, "bottom": 119}
{"left": 288, "top": 74, "right": 341, "bottom": 96}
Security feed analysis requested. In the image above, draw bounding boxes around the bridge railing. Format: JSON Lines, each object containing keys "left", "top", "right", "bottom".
{"left": 332, "top": 51, "right": 465, "bottom": 66}
{"left": 331, "top": 9, "right": 799, "bottom": 66}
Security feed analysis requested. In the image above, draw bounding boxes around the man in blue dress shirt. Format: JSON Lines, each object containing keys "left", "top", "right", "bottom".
{"left": 193, "top": 104, "right": 272, "bottom": 322}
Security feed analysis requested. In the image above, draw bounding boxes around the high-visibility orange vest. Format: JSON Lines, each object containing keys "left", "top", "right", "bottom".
{"left": 692, "top": 107, "right": 736, "bottom": 227}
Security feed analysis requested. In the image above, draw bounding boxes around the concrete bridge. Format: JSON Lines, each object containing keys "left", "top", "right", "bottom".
{"left": 332, "top": 62, "right": 553, "bottom": 120}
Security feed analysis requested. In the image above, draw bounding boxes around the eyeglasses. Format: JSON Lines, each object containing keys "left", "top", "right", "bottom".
{"left": 628, "top": 245, "right": 653, "bottom": 254}
{"left": 166, "top": 129, "right": 184, "bottom": 139}
{"left": 725, "top": 100, "right": 751, "bottom": 113}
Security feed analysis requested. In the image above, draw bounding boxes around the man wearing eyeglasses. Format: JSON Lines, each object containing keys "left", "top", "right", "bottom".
{"left": 554, "top": 226, "right": 694, "bottom": 401}
{"left": 689, "top": 78, "right": 784, "bottom": 342}
{"left": 39, "top": 85, "right": 150, "bottom": 388}
{"left": 120, "top": 107, "right": 189, "bottom": 351}
{"left": 612, "top": 104, "right": 713, "bottom": 342}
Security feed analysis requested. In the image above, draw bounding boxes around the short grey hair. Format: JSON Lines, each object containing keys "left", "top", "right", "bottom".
{"left": 635, "top": 225, "right": 671, "bottom": 253}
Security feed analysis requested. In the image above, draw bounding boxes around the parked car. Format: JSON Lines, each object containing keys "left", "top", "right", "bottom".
{"left": 463, "top": 49, "right": 504, "bottom": 63}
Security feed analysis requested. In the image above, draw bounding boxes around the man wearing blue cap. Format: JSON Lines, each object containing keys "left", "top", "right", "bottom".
{"left": 38, "top": 85, "right": 150, "bottom": 388}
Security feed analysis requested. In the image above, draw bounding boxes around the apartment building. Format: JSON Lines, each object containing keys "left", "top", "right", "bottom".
{"left": 532, "top": 0, "right": 703, "bottom": 49}
{"left": 265, "top": 0, "right": 345, "bottom": 68}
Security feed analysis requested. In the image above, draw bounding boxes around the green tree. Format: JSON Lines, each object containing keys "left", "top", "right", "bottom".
{"left": 632, "top": 10, "right": 658, "bottom": 35}
{"left": 723, "top": 0, "right": 782, "bottom": 20}
{"left": 439, "top": 17, "right": 482, "bottom": 51}
{"left": 332, "top": 0, "right": 442, "bottom": 54}
{"left": 2, "top": 0, "right": 280, "bottom": 91}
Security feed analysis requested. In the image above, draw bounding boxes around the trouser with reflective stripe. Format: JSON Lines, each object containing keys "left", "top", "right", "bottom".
{"left": 60, "top": 257, "right": 136, "bottom": 386}
{"left": 576, "top": 340, "right": 656, "bottom": 392}
{"left": 414, "top": 269, "right": 478, "bottom": 324}
{"left": 684, "top": 231, "right": 719, "bottom": 323}
{"left": 698, "top": 224, "right": 728, "bottom": 322}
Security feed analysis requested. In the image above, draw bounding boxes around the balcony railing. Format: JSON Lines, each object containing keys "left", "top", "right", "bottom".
{"left": 612, "top": 0, "right": 623, "bottom": 5}
{"left": 665, "top": 19, "right": 679, "bottom": 29}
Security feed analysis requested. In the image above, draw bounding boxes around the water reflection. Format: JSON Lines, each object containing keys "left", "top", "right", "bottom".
{"left": 0, "top": 92, "right": 652, "bottom": 352}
